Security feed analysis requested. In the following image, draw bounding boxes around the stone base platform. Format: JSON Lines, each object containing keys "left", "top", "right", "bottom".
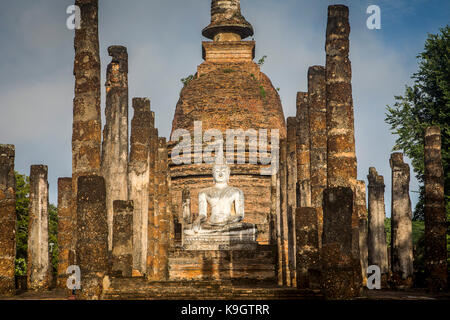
{"left": 102, "top": 278, "right": 322, "bottom": 300}
{"left": 168, "top": 245, "right": 276, "bottom": 281}
{"left": 183, "top": 222, "right": 258, "bottom": 251}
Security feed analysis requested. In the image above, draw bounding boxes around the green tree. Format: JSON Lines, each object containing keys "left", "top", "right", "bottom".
{"left": 48, "top": 204, "right": 58, "bottom": 275}
{"left": 385, "top": 26, "right": 450, "bottom": 279}
{"left": 15, "top": 172, "right": 29, "bottom": 276}
{"left": 385, "top": 26, "right": 449, "bottom": 223}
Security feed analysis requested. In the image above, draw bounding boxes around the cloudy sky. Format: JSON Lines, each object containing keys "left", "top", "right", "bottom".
{"left": 0, "top": 0, "right": 448, "bottom": 214}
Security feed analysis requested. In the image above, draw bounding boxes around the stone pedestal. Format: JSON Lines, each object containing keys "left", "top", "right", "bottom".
{"left": 168, "top": 245, "right": 276, "bottom": 282}
{"left": 183, "top": 222, "right": 258, "bottom": 251}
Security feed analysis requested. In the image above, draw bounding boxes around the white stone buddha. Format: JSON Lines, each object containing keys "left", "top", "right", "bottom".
{"left": 183, "top": 157, "right": 257, "bottom": 250}
{"left": 193, "top": 161, "right": 244, "bottom": 230}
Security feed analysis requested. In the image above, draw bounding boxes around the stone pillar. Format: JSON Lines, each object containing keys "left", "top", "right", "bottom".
{"left": 296, "top": 92, "right": 311, "bottom": 207}
{"left": 367, "top": 167, "right": 389, "bottom": 281}
{"left": 0, "top": 145, "right": 16, "bottom": 295}
{"left": 389, "top": 153, "right": 413, "bottom": 287}
{"left": 321, "top": 187, "right": 361, "bottom": 299}
{"left": 76, "top": 175, "right": 108, "bottom": 300}
{"left": 273, "top": 171, "right": 283, "bottom": 285}
{"left": 308, "top": 66, "right": 327, "bottom": 242}
{"left": 325, "top": 5, "right": 361, "bottom": 290}
{"left": 57, "top": 178, "right": 75, "bottom": 288}
{"left": 155, "top": 138, "right": 171, "bottom": 281}
{"left": 112, "top": 200, "right": 133, "bottom": 278}
{"left": 296, "top": 207, "right": 320, "bottom": 289}
{"left": 424, "top": 126, "right": 448, "bottom": 291}
{"left": 355, "top": 180, "right": 368, "bottom": 286}
{"left": 102, "top": 45, "right": 129, "bottom": 251}
{"left": 147, "top": 126, "right": 158, "bottom": 280}
{"left": 27, "top": 165, "right": 51, "bottom": 291}
{"left": 72, "top": 0, "right": 102, "bottom": 266}
{"left": 128, "top": 98, "right": 152, "bottom": 276}
{"left": 287, "top": 117, "right": 298, "bottom": 287}
{"left": 325, "top": 4, "right": 357, "bottom": 188}
{"left": 279, "top": 139, "right": 290, "bottom": 286}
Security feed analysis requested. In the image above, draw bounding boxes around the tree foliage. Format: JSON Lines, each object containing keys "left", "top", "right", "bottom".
{"left": 15, "top": 172, "right": 29, "bottom": 276}
{"left": 385, "top": 26, "right": 450, "bottom": 280}
{"left": 385, "top": 26, "right": 450, "bottom": 222}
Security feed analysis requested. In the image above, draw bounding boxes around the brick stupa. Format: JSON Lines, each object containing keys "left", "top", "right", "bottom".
{"left": 169, "top": 0, "right": 286, "bottom": 246}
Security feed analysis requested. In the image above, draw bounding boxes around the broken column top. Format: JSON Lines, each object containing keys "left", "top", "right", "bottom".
{"left": 202, "top": 0, "right": 254, "bottom": 41}
{"left": 108, "top": 45, "right": 128, "bottom": 69}
{"left": 425, "top": 126, "right": 441, "bottom": 137}
{"left": 30, "top": 165, "right": 48, "bottom": 176}
{"left": 368, "top": 167, "right": 384, "bottom": 186}
{"left": 0, "top": 144, "right": 15, "bottom": 154}
{"left": 132, "top": 98, "right": 150, "bottom": 112}
{"left": 108, "top": 45, "right": 127, "bottom": 59}
{"left": 328, "top": 4, "right": 349, "bottom": 18}
{"left": 326, "top": 5, "right": 350, "bottom": 53}
{"left": 308, "top": 65, "right": 326, "bottom": 78}
{"left": 390, "top": 153, "right": 409, "bottom": 171}
{"left": 113, "top": 200, "right": 134, "bottom": 213}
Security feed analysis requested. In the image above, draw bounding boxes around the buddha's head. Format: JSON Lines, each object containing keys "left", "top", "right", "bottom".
{"left": 212, "top": 156, "right": 230, "bottom": 184}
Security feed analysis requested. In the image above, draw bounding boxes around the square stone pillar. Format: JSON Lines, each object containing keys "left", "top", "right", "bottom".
{"left": 286, "top": 117, "right": 298, "bottom": 287}
{"left": 424, "top": 126, "right": 448, "bottom": 292}
{"left": 27, "top": 165, "right": 51, "bottom": 291}
{"left": 102, "top": 45, "right": 129, "bottom": 251}
{"left": 389, "top": 153, "right": 413, "bottom": 288}
{"left": 0, "top": 145, "right": 16, "bottom": 295}
{"left": 76, "top": 175, "right": 108, "bottom": 299}
{"left": 296, "top": 207, "right": 320, "bottom": 289}
{"left": 296, "top": 92, "right": 312, "bottom": 207}
{"left": 321, "top": 187, "right": 362, "bottom": 299}
{"left": 57, "top": 178, "right": 74, "bottom": 288}
{"left": 367, "top": 167, "right": 389, "bottom": 284}
{"left": 112, "top": 201, "right": 133, "bottom": 278}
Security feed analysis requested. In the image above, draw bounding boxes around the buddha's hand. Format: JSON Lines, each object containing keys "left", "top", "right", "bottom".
{"left": 193, "top": 217, "right": 202, "bottom": 233}
{"left": 228, "top": 216, "right": 243, "bottom": 224}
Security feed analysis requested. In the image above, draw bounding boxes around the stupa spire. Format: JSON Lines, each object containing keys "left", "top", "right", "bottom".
{"left": 202, "top": 0, "right": 254, "bottom": 41}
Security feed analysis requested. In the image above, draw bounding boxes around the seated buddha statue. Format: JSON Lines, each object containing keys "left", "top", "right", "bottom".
{"left": 183, "top": 157, "right": 257, "bottom": 250}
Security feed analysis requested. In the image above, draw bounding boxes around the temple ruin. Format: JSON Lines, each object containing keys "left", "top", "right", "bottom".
{"left": 0, "top": 0, "right": 447, "bottom": 300}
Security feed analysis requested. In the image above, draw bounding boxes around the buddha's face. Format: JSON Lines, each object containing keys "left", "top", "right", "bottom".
{"left": 212, "top": 164, "right": 230, "bottom": 184}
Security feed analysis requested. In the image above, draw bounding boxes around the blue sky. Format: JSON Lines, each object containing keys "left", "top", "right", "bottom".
{"left": 0, "top": 0, "right": 449, "bottom": 215}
